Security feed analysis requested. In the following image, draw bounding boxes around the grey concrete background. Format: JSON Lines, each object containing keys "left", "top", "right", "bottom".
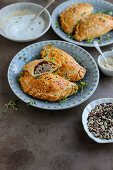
{"left": 0, "top": 0, "right": 113, "bottom": 170}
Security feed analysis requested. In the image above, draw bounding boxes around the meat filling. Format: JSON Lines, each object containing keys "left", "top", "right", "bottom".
{"left": 34, "top": 62, "right": 53, "bottom": 74}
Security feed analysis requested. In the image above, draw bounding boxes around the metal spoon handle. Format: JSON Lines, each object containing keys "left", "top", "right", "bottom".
{"left": 94, "top": 41, "right": 107, "bottom": 64}
{"left": 31, "top": 0, "right": 55, "bottom": 23}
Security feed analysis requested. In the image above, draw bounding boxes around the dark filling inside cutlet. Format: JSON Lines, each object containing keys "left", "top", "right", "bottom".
{"left": 34, "top": 61, "right": 53, "bottom": 74}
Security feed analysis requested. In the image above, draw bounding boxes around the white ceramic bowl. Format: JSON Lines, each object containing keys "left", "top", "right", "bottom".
{"left": 82, "top": 98, "right": 113, "bottom": 143}
{"left": 0, "top": 2, "right": 51, "bottom": 42}
{"left": 98, "top": 51, "right": 113, "bottom": 76}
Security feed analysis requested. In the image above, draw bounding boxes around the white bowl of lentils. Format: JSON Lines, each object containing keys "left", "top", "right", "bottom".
{"left": 82, "top": 98, "right": 113, "bottom": 143}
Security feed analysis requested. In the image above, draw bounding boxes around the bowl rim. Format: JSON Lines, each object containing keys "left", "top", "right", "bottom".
{"left": 98, "top": 51, "right": 113, "bottom": 73}
{"left": 82, "top": 98, "right": 113, "bottom": 143}
{"left": 0, "top": 2, "right": 51, "bottom": 42}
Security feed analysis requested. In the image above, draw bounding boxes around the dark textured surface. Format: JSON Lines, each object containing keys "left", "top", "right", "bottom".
{"left": 0, "top": 0, "right": 113, "bottom": 170}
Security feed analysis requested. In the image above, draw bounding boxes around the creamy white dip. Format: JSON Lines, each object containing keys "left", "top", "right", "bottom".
{"left": 100, "top": 56, "right": 113, "bottom": 71}
{"left": 4, "top": 14, "right": 45, "bottom": 40}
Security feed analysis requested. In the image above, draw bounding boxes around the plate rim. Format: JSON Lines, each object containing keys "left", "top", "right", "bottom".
{"left": 8, "top": 40, "right": 99, "bottom": 110}
{"left": 51, "top": 0, "right": 113, "bottom": 47}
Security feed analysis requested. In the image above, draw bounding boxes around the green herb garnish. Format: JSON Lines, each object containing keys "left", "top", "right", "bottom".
{"left": 105, "top": 34, "right": 111, "bottom": 39}
{"left": 49, "top": 44, "right": 54, "bottom": 47}
{"left": 109, "top": 11, "right": 113, "bottom": 15}
{"left": 44, "top": 56, "right": 49, "bottom": 61}
{"left": 24, "top": 57, "right": 27, "bottom": 62}
{"left": 18, "top": 56, "right": 22, "bottom": 59}
{"left": 44, "top": 48, "right": 48, "bottom": 56}
{"left": 19, "top": 73, "right": 24, "bottom": 77}
{"left": 81, "top": 11, "right": 86, "bottom": 16}
{"left": 39, "top": 21, "right": 41, "bottom": 24}
{"left": 51, "top": 58, "right": 56, "bottom": 63}
{"left": 36, "top": 76, "right": 40, "bottom": 79}
{"left": 78, "top": 81, "right": 86, "bottom": 95}
{"left": 58, "top": 100, "right": 62, "bottom": 105}
{"left": 77, "top": 20, "right": 80, "bottom": 24}
{"left": 53, "top": 68, "right": 59, "bottom": 75}
{"left": 87, "top": 39, "right": 93, "bottom": 43}
{"left": 67, "top": 34, "right": 74, "bottom": 40}
{"left": 62, "top": 96, "right": 67, "bottom": 101}
{"left": 26, "top": 100, "right": 36, "bottom": 106}
{"left": 55, "top": 22, "right": 59, "bottom": 28}
{"left": 3, "top": 99, "right": 19, "bottom": 113}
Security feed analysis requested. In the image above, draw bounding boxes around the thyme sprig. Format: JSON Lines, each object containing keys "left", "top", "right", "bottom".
{"left": 3, "top": 99, "right": 19, "bottom": 113}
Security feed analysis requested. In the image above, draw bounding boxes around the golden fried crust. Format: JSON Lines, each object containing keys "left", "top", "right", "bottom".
{"left": 60, "top": 3, "right": 94, "bottom": 34}
{"left": 23, "top": 58, "right": 61, "bottom": 77}
{"left": 20, "top": 71, "right": 78, "bottom": 102}
{"left": 75, "top": 14, "right": 113, "bottom": 41}
{"left": 40, "top": 45, "right": 86, "bottom": 82}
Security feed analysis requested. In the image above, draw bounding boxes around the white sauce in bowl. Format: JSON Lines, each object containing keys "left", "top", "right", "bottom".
{"left": 100, "top": 56, "right": 113, "bottom": 71}
{"left": 4, "top": 14, "right": 45, "bottom": 40}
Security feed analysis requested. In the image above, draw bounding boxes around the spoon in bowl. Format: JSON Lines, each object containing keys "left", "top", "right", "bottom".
{"left": 94, "top": 41, "right": 113, "bottom": 70}
{"left": 29, "top": 0, "right": 55, "bottom": 25}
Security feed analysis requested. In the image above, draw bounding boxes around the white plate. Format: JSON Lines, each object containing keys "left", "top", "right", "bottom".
{"left": 0, "top": 2, "right": 51, "bottom": 42}
{"left": 82, "top": 98, "right": 113, "bottom": 143}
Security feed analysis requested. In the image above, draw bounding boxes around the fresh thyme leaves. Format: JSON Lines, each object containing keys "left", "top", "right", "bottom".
{"left": 62, "top": 96, "right": 67, "bottom": 101}
{"left": 74, "top": 58, "right": 80, "bottom": 62}
{"left": 36, "top": 76, "right": 40, "bottom": 79}
{"left": 55, "top": 22, "right": 59, "bottom": 28}
{"left": 58, "top": 96, "right": 67, "bottom": 105}
{"left": 77, "top": 20, "right": 80, "bottom": 24}
{"left": 18, "top": 56, "right": 22, "bottom": 59}
{"left": 78, "top": 81, "right": 86, "bottom": 95}
{"left": 19, "top": 73, "right": 24, "bottom": 77}
{"left": 53, "top": 68, "right": 60, "bottom": 75}
{"left": 87, "top": 38, "right": 93, "bottom": 43}
{"left": 44, "top": 48, "right": 48, "bottom": 56}
{"left": 105, "top": 34, "right": 111, "bottom": 39}
{"left": 98, "top": 41, "right": 101, "bottom": 44}
{"left": 26, "top": 100, "right": 36, "bottom": 106}
{"left": 3, "top": 99, "right": 19, "bottom": 113}
{"left": 81, "top": 11, "right": 86, "bottom": 16}
{"left": 17, "top": 72, "right": 24, "bottom": 82}
{"left": 109, "top": 11, "right": 113, "bottom": 16}
{"left": 75, "top": 86, "right": 78, "bottom": 90}
{"left": 49, "top": 44, "right": 54, "bottom": 47}
{"left": 50, "top": 62, "right": 53, "bottom": 65}
{"left": 58, "top": 100, "right": 62, "bottom": 105}
{"left": 51, "top": 57, "right": 56, "bottom": 63}
{"left": 67, "top": 34, "right": 75, "bottom": 40}
{"left": 44, "top": 56, "right": 49, "bottom": 61}
{"left": 24, "top": 57, "right": 27, "bottom": 62}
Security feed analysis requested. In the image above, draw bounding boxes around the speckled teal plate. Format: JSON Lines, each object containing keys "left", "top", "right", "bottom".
{"left": 8, "top": 40, "right": 99, "bottom": 110}
{"left": 51, "top": 0, "right": 113, "bottom": 47}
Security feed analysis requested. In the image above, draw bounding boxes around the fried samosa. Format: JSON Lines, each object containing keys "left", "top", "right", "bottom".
{"left": 40, "top": 45, "right": 86, "bottom": 82}
{"left": 60, "top": 3, "right": 94, "bottom": 34}
{"left": 75, "top": 14, "right": 113, "bottom": 41}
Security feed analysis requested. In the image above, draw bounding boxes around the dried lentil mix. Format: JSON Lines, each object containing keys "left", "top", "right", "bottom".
{"left": 87, "top": 103, "right": 113, "bottom": 140}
